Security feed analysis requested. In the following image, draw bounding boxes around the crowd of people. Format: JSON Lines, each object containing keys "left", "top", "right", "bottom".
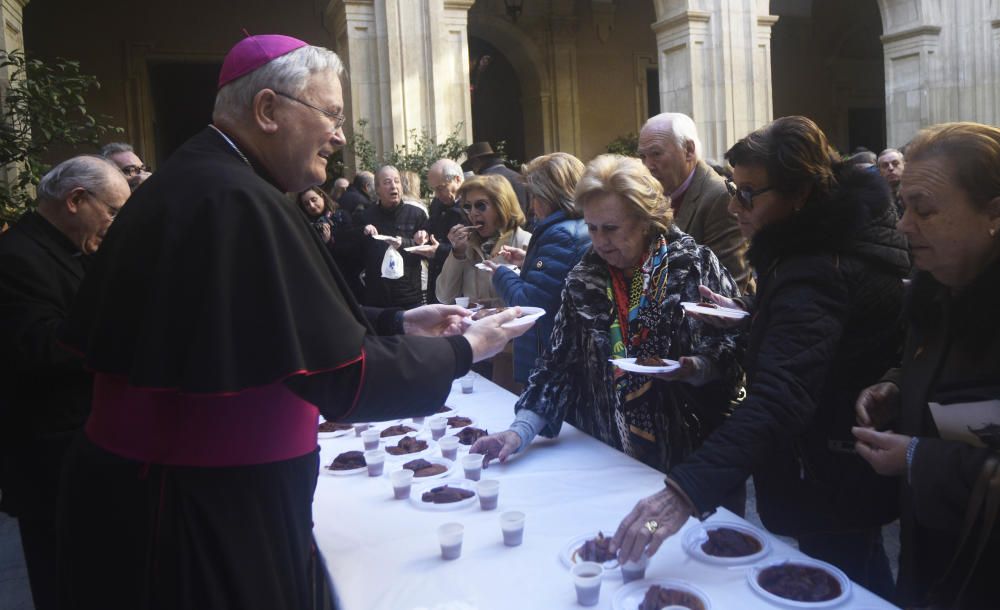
{"left": 0, "top": 33, "right": 997, "bottom": 610}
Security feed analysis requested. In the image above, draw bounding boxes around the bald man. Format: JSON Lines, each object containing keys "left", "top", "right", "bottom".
{"left": 638, "top": 113, "right": 752, "bottom": 292}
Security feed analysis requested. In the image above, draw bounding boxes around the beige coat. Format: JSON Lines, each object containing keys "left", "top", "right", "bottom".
{"left": 435, "top": 227, "right": 532, "bottom": 304}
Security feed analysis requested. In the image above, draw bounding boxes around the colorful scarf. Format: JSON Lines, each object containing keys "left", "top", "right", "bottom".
{"left": 606, "top": 234, "right": 672, "bottom": 461}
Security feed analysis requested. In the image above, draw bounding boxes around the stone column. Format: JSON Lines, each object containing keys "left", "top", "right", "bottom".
{"left": 325, "top": 0, "right": 474, "bottom": 171}
{"left": 651, "top": 0, "right": 777, "bottom": 162}
{"left": 546, "top": 15, "right": 581, "bottom": 154}
{"left": 880, "top": 23, "right": 944, "bottom": 147}
{"left": 1, "top": 0, "right": 31, "bottom": 205}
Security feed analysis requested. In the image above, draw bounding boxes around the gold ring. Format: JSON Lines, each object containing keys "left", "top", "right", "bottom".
{"left": 644, "top": 519, "right": 659, "bottom": 534}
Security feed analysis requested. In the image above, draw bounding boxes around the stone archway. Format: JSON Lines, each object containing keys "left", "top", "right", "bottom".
{"left": 467, "top": 13, "right": 552, "bottom": 158}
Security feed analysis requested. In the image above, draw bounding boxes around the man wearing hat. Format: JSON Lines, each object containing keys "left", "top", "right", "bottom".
{"left": 465, "top": 141, "right": 531, "bottom": 223}
{"left": 57, "top": 35, "right": 527, "bottom": 610}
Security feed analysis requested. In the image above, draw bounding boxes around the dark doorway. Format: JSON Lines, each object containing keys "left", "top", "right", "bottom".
{"left": 468, "top": 37, "right": 525, "bottom": 165}
{"left": 770, "top": 0, "right": 886, "bottom": 152}
{"left": 148, "top": 61, "right": 221, "bottom": 164}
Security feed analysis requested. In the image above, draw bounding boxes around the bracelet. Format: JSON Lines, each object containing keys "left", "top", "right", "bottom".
{"left": 905, "top": 437, "right": 920, "bottom": 484}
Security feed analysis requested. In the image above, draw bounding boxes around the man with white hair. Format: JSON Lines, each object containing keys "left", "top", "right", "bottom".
{"left": 638, "top": 113, "right": 752, "bottom": 291}
{"left": 419, "top": 158, "right": 466, "bottom": 302}
{"left": 57, "top": 35, "right": 527, "bottom": 609}
{"left": 0, "top": 155, "right": 129, "bottom": 610}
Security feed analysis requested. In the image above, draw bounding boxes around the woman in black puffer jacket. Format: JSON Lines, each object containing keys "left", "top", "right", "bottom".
{"left": 613, "top": 116, "right": 910, "bottom": 602}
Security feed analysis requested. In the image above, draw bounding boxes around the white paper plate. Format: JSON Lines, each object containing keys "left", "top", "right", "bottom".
{"left": 559, "top": 531, "right": 621, "bottom": 577}
{"left": 474, "top": 262, "right": 520, "bottom": 275}
{"left": 612, "top": 578, "right": 713, "bottom": 610}
{"left": 370, "top": 234, "right": 396, "bottom": 241}
{"left": 609, "top": 357, "right": 681, "bottom": 375}
{"left": 681, "top": 301, "right": 749, "bottom": 319}
{"left": 383, "top": 436, "right": 435, "bottom": 461}
{"left": 747, "top": 558, "right": 851, "bottom": 608}
{"left": 468, "top": 306, "right": 544, "bottom": 329}
{"left": 681, "top": 521, "right": 771, "bottom": 566}
{"left": 409, "top": 479, "right": 478, "bottom": 511}
{"left": 322, "top": 452, "right": 368, "bottom": 476}
{"left": 391, "top": 456, "right": 455, "bottom": 480}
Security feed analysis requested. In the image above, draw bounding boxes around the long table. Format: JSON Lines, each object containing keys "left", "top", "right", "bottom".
{"left": 313, "top": 375, "right": 899, "bottom": 610}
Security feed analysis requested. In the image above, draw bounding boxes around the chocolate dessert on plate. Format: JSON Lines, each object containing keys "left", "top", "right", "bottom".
{"left": 402, "top": 459, "right": 448, "bottom": 478}
{"left": 380, "top": 424, "right": 416, "bottom": 438}
{"left": 456, "top": 427, "right": 488, "bottom": 445}
{"left": 446, "top": 416, "right": 473, "bottom": 429}
{"left": 327, "top": 451, "right": 366, "bottom": 471}
{"left": 757, "top": 563, "right": 842, "bottom": 602}
{"left": 421, "top": 484, "right": 475, "bottom": 504}
{"left": 701, "top": 527, "right": 763, "bottom": 557}
{"left": 635, "top": 356, "right": 668, "bottom": 367}
{"left": 575, "top": 531, "right": 616, "bottom": 563}
{"left": 385, "top": 436, "right": 429, "bottom": 456}
{"left": 638, "top": 585, "right": 706, "bottom": 610}
{"left": 318, "top": 421, "right": 353, "bottom": 433}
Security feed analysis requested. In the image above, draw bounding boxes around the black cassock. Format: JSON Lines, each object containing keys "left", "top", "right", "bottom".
{"left": 59, "top": 127, "right": 471, "bottom": 610}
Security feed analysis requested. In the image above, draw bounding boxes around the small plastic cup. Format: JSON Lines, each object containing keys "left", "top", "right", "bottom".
{"left": 361, "top": 428, "right": 381, "bottom": 451}
{"left": 462, "top": 453, "right": 484, "bottom": 481}
{"left": 500, "top": 510, "right": 524, "bottom": 546}
{"left": 620, "top": 553, "right": 649, "bottom": 583}
{"left": 571, "top": 561, "right": 604, "bottom": 606}
{"left": 460, "top": 372, "right": 475, "bottom": 394}
{"left": 412, "top": 416, "right": 425, "bottom": 426}
{"left": 455, "top": 296, "right": 470, "bottom": 308}
{"left": 363, "top": 449, "right": 385, "bottom": 477}
{"left": 429, "top": 418, "right": 448, "bottom": 441}
{"left": 389, "top": 469, "right": 414, "bottom": 499}
{"left": 353, "top": 423, "right": 370, "bottom": 437}
{"left": 437, "top": 522, "right": 464, "bottom": 560}
{"left": 478, "top": 479, "right": 500, "bottom": 510}
{"left": 439, "top": 436, "right": 459, "bottom": 460}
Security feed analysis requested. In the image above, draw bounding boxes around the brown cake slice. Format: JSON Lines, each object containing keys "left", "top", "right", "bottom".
{"left": 446, "top": 416, "right": 473, "bottom": 429}
{"left": 701, "top": 527, "right": 762, "bottom": 557}
{"left": 327, "top": 451, "right": 366, "bottom": 471}
{"left": 318, "top": 421, "right": 353, "bottom": 433}
{"left": 639, "top": 585, "right": 706, "bottom": 610}
{"left": 635, "top": 356, "right": 668, "bottom": 367}
{"left": 402, "top": 459, "right": 448, "bottom": 477}
{"left": 456, "top": 427, "right": 487, "bottom": 445}
{"left": 385, "top": 436, "right": 429, "bottom": 456}
{"left": 421, "top": 484, "right": 475, "bottom": 504}
{"left": 471, "top": 307, "right": 507, "bottom": 321}
{"left": 380, "top": 424, "right": 416, "bottom": 438}
{"left": 757, "top": 563, "right": 842, "bottom": 602}
{"left": 575, "top": 531, "right": 616, "bottom": 563}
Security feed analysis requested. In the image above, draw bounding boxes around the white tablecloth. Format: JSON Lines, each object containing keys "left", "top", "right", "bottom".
{"left": 313, "top": 375, "right": 898, "bottom": 610}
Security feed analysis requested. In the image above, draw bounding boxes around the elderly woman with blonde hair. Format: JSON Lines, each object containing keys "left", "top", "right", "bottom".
{"left": 472, "top": 154, "right": 742, "bottom": 475}
{"left": 435, "top": 174, "right": 531, "bottom": 305}
{"left": 481, "top": 152, "right": 591, "bottom": 387}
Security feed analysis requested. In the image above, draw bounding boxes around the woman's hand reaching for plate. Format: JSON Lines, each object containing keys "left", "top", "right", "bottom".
{"left": 647, "top": 356, "right": 717, "bottom": 386}
{"left": 498, "top": 245, "right": 526, "bottom": 267}
{"left": 684, "top": 285, "right": 749, "bottom": 329}
{"left": 470, "top": 430, "right": 521, "bottom": 467}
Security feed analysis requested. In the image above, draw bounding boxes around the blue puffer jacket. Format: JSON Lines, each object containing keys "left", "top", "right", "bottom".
{"left": 492, "top": 211, "right": 591, "bottom": 382}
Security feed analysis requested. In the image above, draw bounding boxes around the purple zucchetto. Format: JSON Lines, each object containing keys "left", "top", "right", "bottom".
{"left": 218, "top": 34, "right": 308, "bottom": 89}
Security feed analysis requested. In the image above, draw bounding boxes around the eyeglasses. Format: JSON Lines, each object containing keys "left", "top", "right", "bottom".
{"left": 273, "top": 90, "right": 347, "bottom": 130}
{"left": 85, "top": 189, "right": 122, "bottom": 221}
{"left": 725, "top": 179, "right": 773, "bottom": 211}
{"left": 120, "top": 164, "right": 150, "bottom": 178}
{"left": 461, "top": 199, "right": 490, "bottom": 213}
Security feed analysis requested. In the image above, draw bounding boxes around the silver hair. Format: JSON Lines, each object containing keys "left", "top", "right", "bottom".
{"left": 99, "top": 142, "right": 135, "bottom": 158}
{"left": 433, "top": 159, "right": 463, "bottom": 181}
{"left": 213, "top": 45, "right": 346, "bottom": 123}
{"left": 878, "top": 147, "right": 903, "bottom": 160}
{"left": 642, "top": 112, "right": 703, "bottom": 160}
{"left": 376, "top": 165, "right": 400, "bottom": 181}
{"left": 36, "top": 155, "right": 122, "bottom": 204}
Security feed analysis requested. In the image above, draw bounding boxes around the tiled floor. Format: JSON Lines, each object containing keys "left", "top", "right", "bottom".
{"left": 0, "top": 512, "right": 34, "bottom": 610}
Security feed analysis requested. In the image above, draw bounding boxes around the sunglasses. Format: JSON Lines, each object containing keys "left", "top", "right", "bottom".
{"left": 461, "top": 199, "right": 490, "bottom": 213}
{"left": 725, "top": 179, "right": 773, "bottom": 211}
